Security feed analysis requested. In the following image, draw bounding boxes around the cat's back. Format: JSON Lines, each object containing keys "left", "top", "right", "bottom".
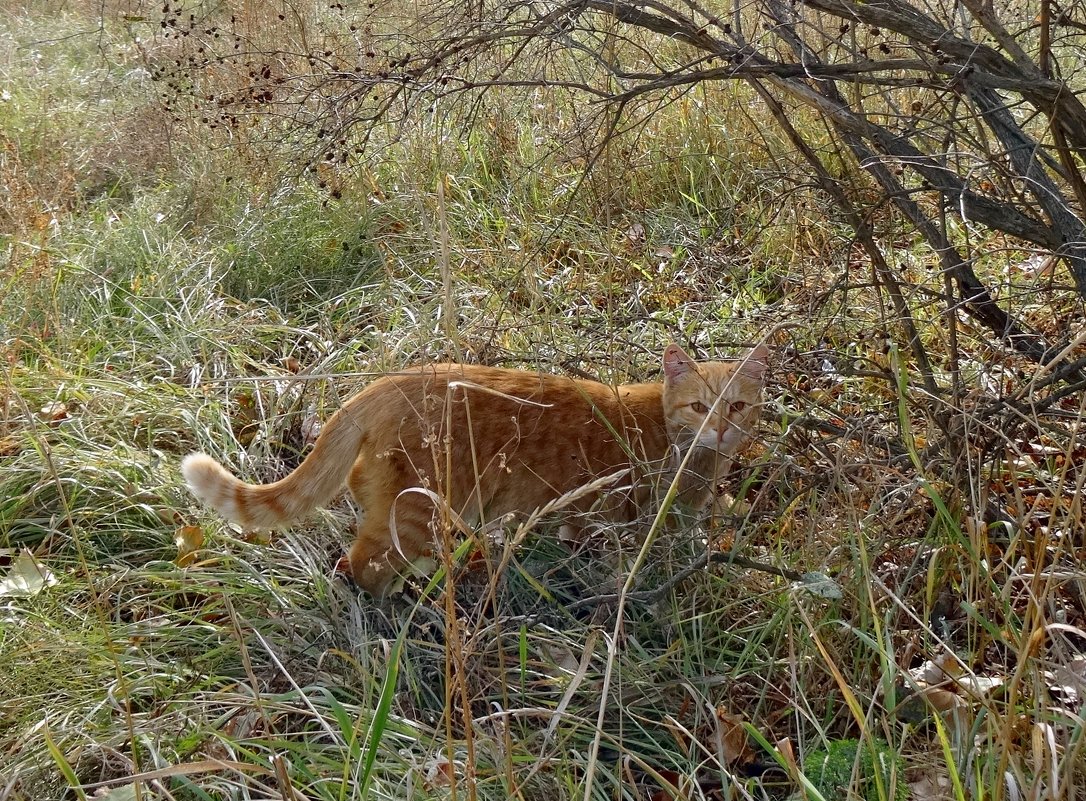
{"left": 351, "top": 362, "right": 653, "bottom": 451}
{"left": 354, "top": 362, "right": 664, "bottom": 489}
{"left": 360, "top": 362, "right": 619, "bottom": 407}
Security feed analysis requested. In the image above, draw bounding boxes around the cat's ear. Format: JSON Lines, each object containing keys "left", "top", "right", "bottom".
{"left": 663, "top": 344, "right": 697, "bottom": 382}
{"left": 738, "top": 345, "right": 769, "bottom": 381}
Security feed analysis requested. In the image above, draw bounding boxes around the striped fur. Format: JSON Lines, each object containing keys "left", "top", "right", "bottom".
{"left": 183, "top": 344, "right": 767, "bottom": 595}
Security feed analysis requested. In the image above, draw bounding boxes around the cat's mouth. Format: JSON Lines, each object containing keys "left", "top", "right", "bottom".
{"left": 678, "top": 424, "right": 748, "bottom": 453}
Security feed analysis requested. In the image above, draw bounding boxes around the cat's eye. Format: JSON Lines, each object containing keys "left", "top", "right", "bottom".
{"left": 691, "top": 401, "right": 709, "bottom": 414}
{"left": 731, "top": 401, "right": 747, "bottom": 413}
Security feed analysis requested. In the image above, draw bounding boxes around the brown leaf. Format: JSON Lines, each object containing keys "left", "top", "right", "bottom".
{"left": 423, "top": 757, "right": 454, "bottom": 790}
{"left": 174, "top": 525, "right": 205, "bottom": 567}
{"left": 38, "top": 401, "right": 69, "bottom": 423}
{"left": 242, "top": 530, "right": 274, "bottom": 545}
{"left": 648, "top": 769, "right": 686, "bottom": 801}
{"left": 623, "top": 222, "right": 646, "bottom": 253}
{"left": 920, "top": 687, "right": 968, "bottom": 715}
{"left": 232, "top": 390, "right": 260, "bottom": 445}
{"left": 775, "top": 737, "right": 799, "bottom": 775}
{"left": 713, "top": 705, "right": 753, "bottom": 766}
{"left": 909, "top": 769, "right": 954, "bottom": 800}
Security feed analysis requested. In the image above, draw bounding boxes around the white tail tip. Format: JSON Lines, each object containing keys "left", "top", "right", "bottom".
{"left": 182, "top": 452, "right": 243, "bottom": 522}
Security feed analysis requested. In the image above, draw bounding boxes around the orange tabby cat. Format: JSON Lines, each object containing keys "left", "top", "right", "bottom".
{"left": 183, "top": 344, "right": 767, "bottom": 595}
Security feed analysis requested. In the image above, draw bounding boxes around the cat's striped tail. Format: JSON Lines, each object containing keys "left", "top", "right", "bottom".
{"left": 181, "top": 401, "right": 366, "bottom": 530}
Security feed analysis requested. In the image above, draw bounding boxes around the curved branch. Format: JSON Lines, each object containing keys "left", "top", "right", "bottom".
{"left": 798, "top": 0, "right": 1086, "bottom": 151}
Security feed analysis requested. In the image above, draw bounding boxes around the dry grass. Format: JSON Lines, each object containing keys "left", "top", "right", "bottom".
{"left": 1, "top": 3, "right": 1085, "bottom": 801}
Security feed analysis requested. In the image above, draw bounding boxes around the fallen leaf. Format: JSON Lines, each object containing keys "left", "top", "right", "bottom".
{"left": 797, "top": 571, "right": 842, "bottom": 599}
{"left": 956, "top": 673, "right": 1005, "bottom": 699}
{"left": 423, "top": 756, "right": 454, "bottom": 790}
{"left": 775, "top": 737, "right": 799, "bottom": 775}
{"left": 647, "top": 768, "right": 686, "bottom": 801}
{"left": 1046, "top": 654, "right": 1086, "bottom": 706}
{"left": 242, "top": 530, "right": 274, "bottom": 545}
{"left": 38, "top": 401, "right": 69, "bottom": 423}
{"left": 908, "top": 770, "right": 954, "bottom": 800}
{"left": 174, "top": 525, "right": 205, "bottom": 567}
{"left": 910, "top": 651, "right": 964, "bottom": 684}
{"left": 713, "top": 706, "right": 753, "bottom": 766}
{"left": 0, "top": 549, "right": 59, "bottom": 597}
{"left": 542, "top": 641, "right": 580, "bottom": 675}
{"left": 157, "top": 507, "right": 182, "bottom": 525}
{"left": 899, "top": 652, "right": 977, "bottom": 739}
{"left": 917, "top": 686, "right": 968, "bottom": 716}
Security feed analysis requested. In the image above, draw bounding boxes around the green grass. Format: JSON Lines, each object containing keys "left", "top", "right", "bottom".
{"left": 2, "top": 3, "right": 1085, "bottom": 800}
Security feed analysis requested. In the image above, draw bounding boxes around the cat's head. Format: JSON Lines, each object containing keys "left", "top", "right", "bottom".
{"left": 661, "top": 343, "right": 768, "bottom": 456}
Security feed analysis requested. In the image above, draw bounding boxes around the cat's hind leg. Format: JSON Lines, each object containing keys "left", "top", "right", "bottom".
{"left": 347, "top": 508, "right": 434, "bottom": 596}
{"left": 346, "top": 458, "right": 440, "bottom": 596}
